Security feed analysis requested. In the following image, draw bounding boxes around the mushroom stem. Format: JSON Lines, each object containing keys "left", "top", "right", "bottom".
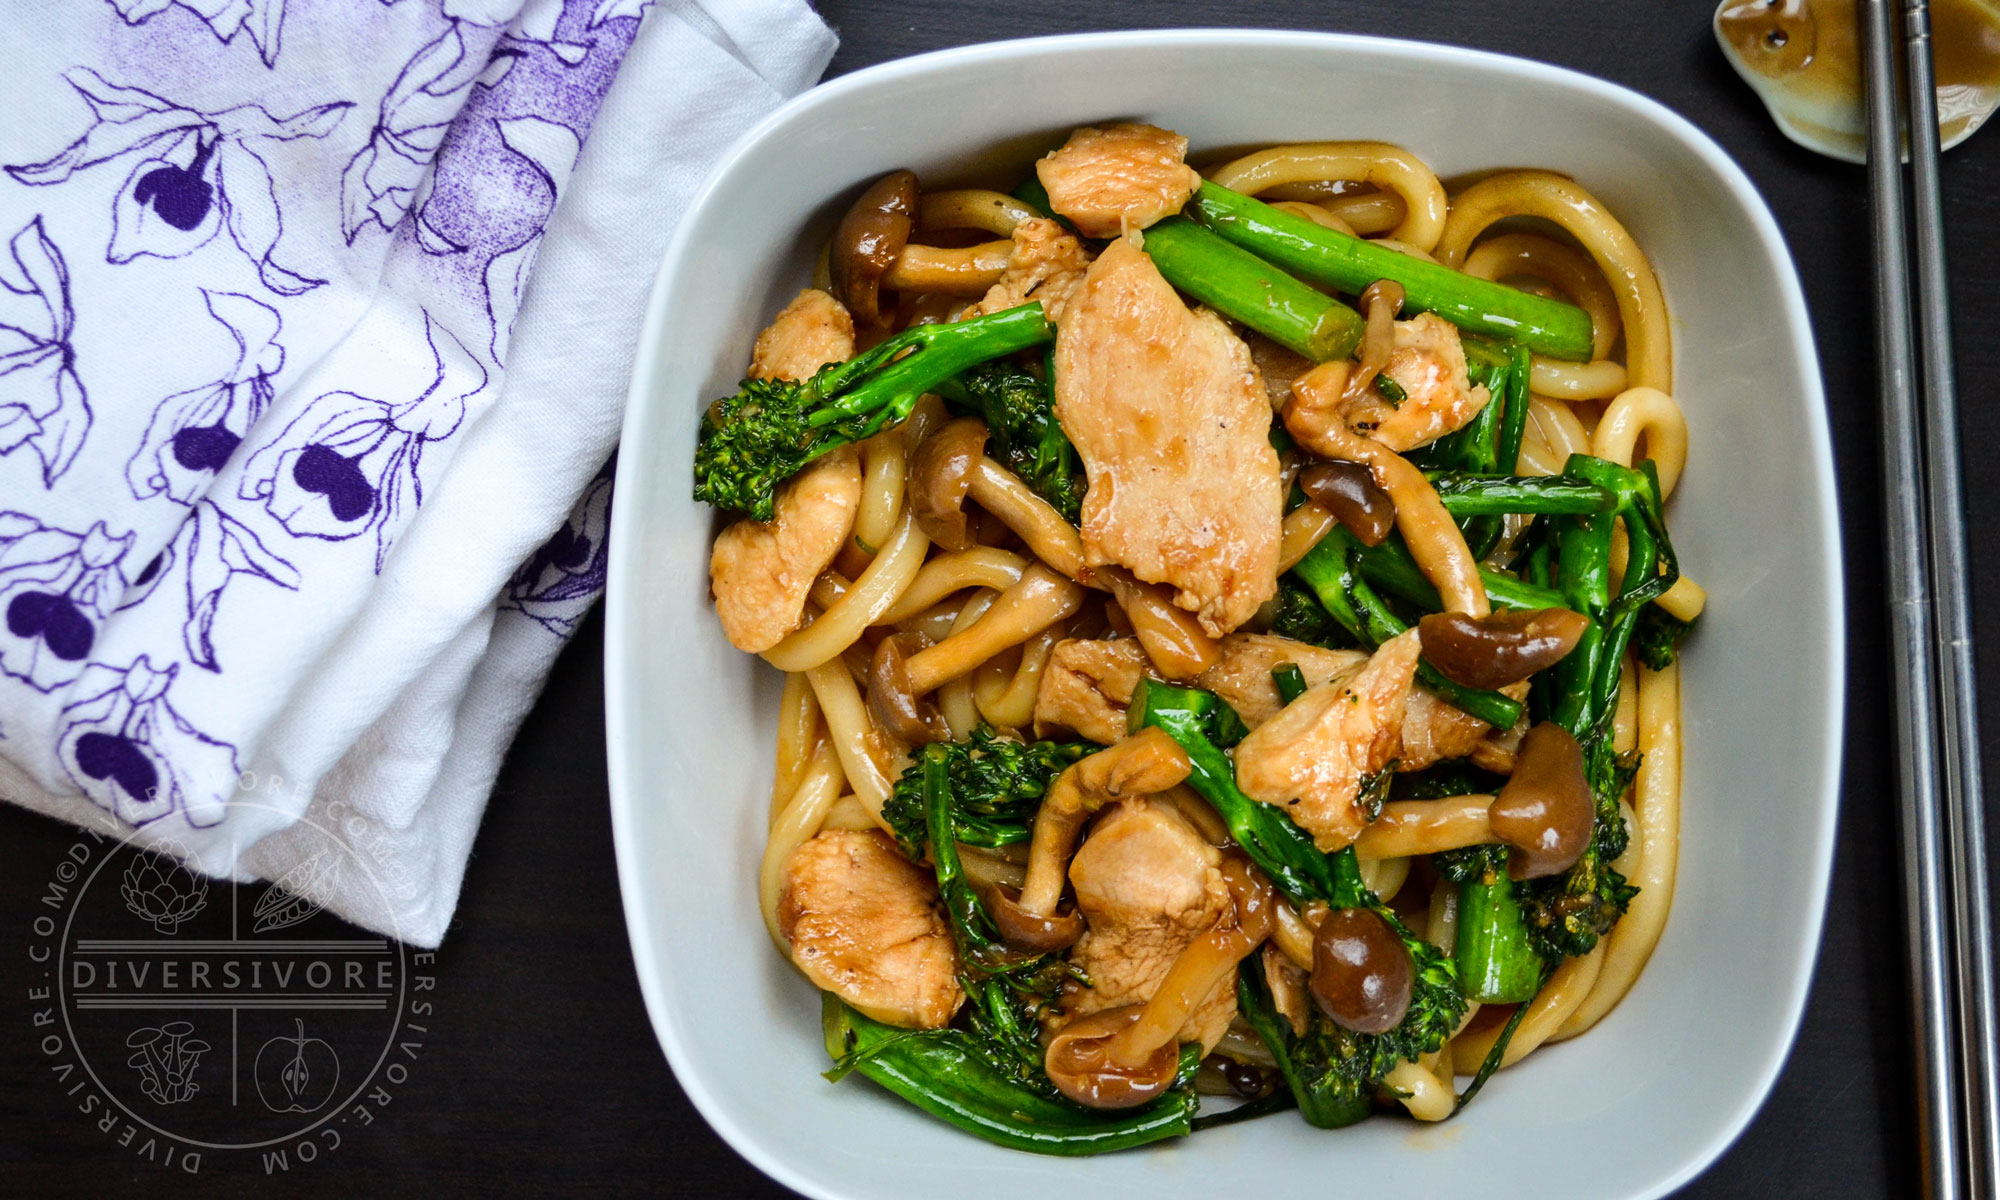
{"left": 1104, "top": 856, "right": 1273, "bottom": 1069}
{"left": 964, "top": 456, "right": 1087, "bottom": 578}
{"left": 1355, "top": 793, "right": 1497, "bottom": 859}
{"left": 903, "top": 564, "right": 1085, "bottom": 693}
{"left": 1016, "top": 727, "right": 1192, "bottom": 916}
{"left": 1093, "top": 565, "right": 1222, "bottom": 679}
{"left": 883, "top": 241, "right": 1012, "bottom": 296}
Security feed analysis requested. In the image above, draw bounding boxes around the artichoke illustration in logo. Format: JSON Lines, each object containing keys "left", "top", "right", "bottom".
{"left": 126, "top": 1022, "right": 208, "bottom": 1105}
{"left": 119, "top": 850, "right": 207, "bottom": 934}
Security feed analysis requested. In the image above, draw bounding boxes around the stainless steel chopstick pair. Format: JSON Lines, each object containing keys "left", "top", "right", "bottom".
{"left": 1859, "top": 2, "right": 1999, "bottom": 1197}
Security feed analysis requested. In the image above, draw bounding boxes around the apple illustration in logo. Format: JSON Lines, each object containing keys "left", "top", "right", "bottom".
{"left": 254, "top": 1019, "right": 339, "bottom": 1113}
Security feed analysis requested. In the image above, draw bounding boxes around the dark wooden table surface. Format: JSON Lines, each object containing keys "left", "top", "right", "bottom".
{"left": 5, "top": 0, "right": 1996, "bottom": 1194}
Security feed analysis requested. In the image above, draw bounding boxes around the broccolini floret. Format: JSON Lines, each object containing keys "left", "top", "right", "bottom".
{"left": 938, "top": 359, "right": 1085, "bottom": 523}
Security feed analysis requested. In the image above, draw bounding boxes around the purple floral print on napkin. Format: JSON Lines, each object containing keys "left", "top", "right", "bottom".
{"left": 238, "top": 312, "right": 486, "bottom": 570}
{"left": 5, "top": 70, "right": 350, "bottom": 294}
{"left": 0, "top": 513, "right": 134, "bottom": 692}
{"left": 342, "top": 22, "right": 492, "bottom": 245}
{"left": 0, "top": 216, "right": 89, "bottom": 487}
{"left": 502, "top": 459, "right": 608, "bottom": 635}
{"left": 109, "top": 0, "right": 287, "bottom": 68}
{"left": 126, "top": 289, "right": 282, "bottom": 503}
{"left": 178, "top": 500, "right": 297, "bottom": 670}
{"left": 58, "top": 656, "right": 236, "bottom": 827}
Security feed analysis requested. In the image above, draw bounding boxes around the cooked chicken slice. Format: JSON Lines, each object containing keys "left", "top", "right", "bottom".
{"left": 1343, "top": 313, "right": 1491, "bottom": 452}
{"left": 1057, "top": 237, "right": 1283, "bottom": 638}
{"left": 710, "top": 292, "right": 865, "bottom": 653}
{"left": 708, "top": 447, "right": 860, "bottom": 653}
{"left": 1196, "top": 633, "right": 1367, "bottom": 727}
{"left": 1399, "top": 680, "right": 1529, "bottom": 771}
{"left": 778, "top": 830, "right": 964, "bottom": 1030}
{"left": 749, "top": 288, "right": 856, "bottom": 382}
{"left": 1233, "top": 629, "right": 1423, "bottom": 851}
{"left": 963, "top": 217, "right": 1093, "bottom": 325}
{"left": 1036, "top": 123, "right": 1203, "bottom": 239}
{"left": 1469, "top": 713, "right": 1528, "bottom": 774}
{"left": 1061, "top": 797, "right": 1237, "bottom": 1052}
{"left": 1034, "top": 637, "right": 1152, "bottom": 744}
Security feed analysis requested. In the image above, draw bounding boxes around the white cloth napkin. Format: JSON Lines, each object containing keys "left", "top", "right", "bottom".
{"left": 0, "top": 0, "right": 836, "bottom": 947}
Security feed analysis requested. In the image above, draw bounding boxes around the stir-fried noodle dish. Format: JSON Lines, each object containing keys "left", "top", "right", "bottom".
{"left": 692, "top": 123, "right": 1701, "bottom": 1152}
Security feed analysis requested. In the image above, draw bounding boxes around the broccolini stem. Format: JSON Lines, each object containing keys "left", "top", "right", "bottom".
{"left": 1290, "top": 528, "right": 1525, "bottom": 729}
{"left": 1453, "top": 852, "right": 1544, "bottom": 1003}
{"left": 822, "top": 995, "right": 1199, "bottom": 1154}
{"left": 1140, "top": 217, "right": 1365, "bottom": 362}
{"left": 1235, "top": 970, "right": 1374, "bottom": 1129}
{"left": 1190, "top": 181, "right": 1595, "bottom": 361}
{"left": 811, "top": 302, "right": 1053, "bottom": 436}
{"left": 1271, "top": 662, "right": 1309, "bottom": 705}
{"left": 1428, "top": 476, "right": 1615, "bottom": 518}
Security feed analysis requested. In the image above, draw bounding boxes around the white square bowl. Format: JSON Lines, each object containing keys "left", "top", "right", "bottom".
{"left": 605, "top": 30, "right": 1844, "bottom": 1200}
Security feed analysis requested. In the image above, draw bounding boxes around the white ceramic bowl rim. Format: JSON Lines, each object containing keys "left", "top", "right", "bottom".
{"left": 606, "top": 28, "right": 1845, "bottom": 1200}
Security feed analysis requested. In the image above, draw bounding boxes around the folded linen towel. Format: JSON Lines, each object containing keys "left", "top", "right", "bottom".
{"left": 0, "top": 0, "right": 836, "bottom": 946}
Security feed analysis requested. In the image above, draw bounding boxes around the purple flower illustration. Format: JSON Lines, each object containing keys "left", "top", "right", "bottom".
{"left": 453, "top": 0, "right": 592, "bottom": 65}
{"left": 239, "top": 313, "right": 486, "bottom": 570}
{"left": 502, "top": 460, "right": 609, "bottom": 635}
{"left": 0, "top": 217, "right": 90, "bottom": 487}
{"left": 180, "top": 500, "right": 298, "bottom": 669}
{"left": 0, "top": 513, "right": 135, "bottom": 692}
{"left": 484, "top": 114, "right": 580, "bottom": 362}
{"left": 589, "top": 0, "right": 652, "bottom": 26}
{"left": 109, "top": 0, "right": 286, "bottom": 68}
{"left": 127, "top": 290, "right": 282, "bottom": 504}
{"left": 341, "top": 23, "right": 492, "bottom": 244}
{"left": 58, "top": 657, "right": 236, "bottom": 828}
{"left": 5, "top": 69, "right": 350, "bottom": 294}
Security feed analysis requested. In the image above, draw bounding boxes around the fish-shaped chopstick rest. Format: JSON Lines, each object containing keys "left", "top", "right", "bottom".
{"left": 1715, "top": 0, "right": 2000, "bottom": 161}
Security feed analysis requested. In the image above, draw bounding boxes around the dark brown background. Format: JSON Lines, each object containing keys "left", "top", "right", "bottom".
{"left": 4, "top": 0, "right": 1995, "bottom": 1194}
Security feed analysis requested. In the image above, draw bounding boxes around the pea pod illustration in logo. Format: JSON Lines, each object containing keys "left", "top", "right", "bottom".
{"left": 254, "top": 1019, "right": 339, "bottom": 1113}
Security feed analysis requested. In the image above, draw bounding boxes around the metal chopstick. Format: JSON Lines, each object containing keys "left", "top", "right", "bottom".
{"left": 1860, "top": 1, "right": 1965, "bottom": 1196}
{"left": 1899, "top": 2, "right": 2000, "bottom": 1192}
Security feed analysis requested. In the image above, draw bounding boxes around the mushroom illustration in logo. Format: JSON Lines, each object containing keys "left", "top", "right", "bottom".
{"left": 120, "top": 845, "right": 208, "bottom": 934}
{"left": 127, "top": 1021, "right": 209, "bottom": 1104}
{"left": 256, "top": 1019, "right": 338, "bottom": 1113}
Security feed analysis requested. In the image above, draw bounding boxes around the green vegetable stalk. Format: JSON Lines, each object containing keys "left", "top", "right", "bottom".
{"left": 936, "top": 362, "right": 1085, "bottom": 523}
{"left": 1189, "top": 181, "right": 1595, "bottom": 361}
{"left": 823, "top": 996, "right": 1199, "bottom": 1155}
{"left": 1140, "top": 217, "right": 1365, "bottom": 362}
{"left": 693, "top": 302, "right": 1051, "bottom": 520}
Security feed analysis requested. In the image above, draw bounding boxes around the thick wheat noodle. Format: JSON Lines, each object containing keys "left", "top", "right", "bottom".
{"left": 1269, "top": 199, "right": 1356, "bottom": 235}
{"left": 1515, "top": 422, "right": 1564, "bottom": 476}
{"left": 976, "top": 626, "right": 1061, "bottom": 729}
{"left": 1357, "top": 854, "right": 1411, "bottom": 904}
{"left": 1527, "top": 394, "right": 1593, "bottom": 464}
{"left": 1613, "top": 653, "right": 1640, "bottom": 755}
{"left": 882, "top": 241, "right": 1011, "bottom": 296}
{"left": 875, "top": 547, "right": 1029, "bottom": 624}
{"left": 759, "top": 739, "right": 847, "bottom": 943}
{"left": 965, "top": 457, "right": 1088, "bottom": 579}
{"left": 818, "top": 793, "right": 878, "bottom": 833}
{"left": 936, "top": 590, "right": 994, "bottom": 740}
{"left": 1593, "top": 386, "right": 1688, "bottom": 499}
{"left": 1210, "top": 142, "right": 1450, "bottom": 252}
{"left": 1556, "top": 659, "right": 1681, "bottom": 1039}
{"left": 771, "top": 672, "right": 821, "bottom": 819}
{"left": 1450, "top": 942, "right": 1607, "bottom": 1073}
{"left": 1384, "top": 1057, "right": 1456, "bottom": 1122}
{"left": 1462, "top": 231, "right": 1623, "bottom": 359}
{"left": 853, "top": 432, "right": 908, "bottom": 555}
{"left": 762, "top": 513, "right": 930, "bottom": 671}
{"left": 805, "top": 658, "right": 896, "bottom": 824}
{"left": 974, "top": 644, "right": 1025, "bottom": 727}
{"left": 1279, "top": 501, "right": 1340, "bottom": 572}
{"left": 1326, "top": 190, "right": 1404, "bottom": 235}
{"left": 1426, "top": 875, "right": 1459, "bottom": 953}
{"left": 1436, "top": 171, "right": 1671, "bottom": 391}
{"left": 1531, "top": 358, "right": 1629, "bottom": 401}
{"left": 896, "top": 598, "right": 969, "bottom": 643}
{"left": 1355, "top": 794, "right": 1496, "bottom": 859}
{"left": 918, "top": 189, "right": 1035, "bottom": 237}
{"left": 905, "top": 566, "right": 1085, "bottom": 694}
